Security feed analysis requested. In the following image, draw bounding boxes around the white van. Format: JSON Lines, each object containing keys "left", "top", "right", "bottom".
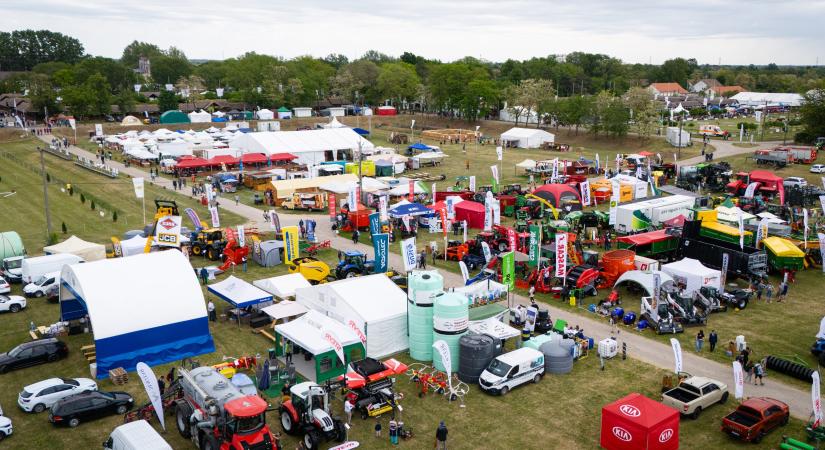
{"left": 104, "top": 420, "right": 172, "bottom": 450}
{"left": 20, "top": 254, "right": 83, "bottom": 284}
{"left": 478, "top": 347, "right": 544, "bottom": 395}
{"left": 1, "top": 256, "right": 25, "bottom": 283}
{"left": 23, "top": 272, "right": 61, "bottom": 298}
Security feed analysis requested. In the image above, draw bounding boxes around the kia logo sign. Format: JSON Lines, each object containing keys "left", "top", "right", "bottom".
{"left": 619, "top": 404, "right": 641, "bottom": 417}
{"left": 612, "top": 426, "right": 632, "bottom": 442}
{"left": 659, "top": 428, "right": 673, "bottom": 443}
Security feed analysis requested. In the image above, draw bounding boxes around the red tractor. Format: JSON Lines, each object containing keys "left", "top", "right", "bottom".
{"left": 338, "top": 358, "right": 407, "bottom": 419}
{"left": 279, "top": 382, "right": 346, "bottom": 450}
{"left": 174, "top": 366, "right": 279, "bottom": 450}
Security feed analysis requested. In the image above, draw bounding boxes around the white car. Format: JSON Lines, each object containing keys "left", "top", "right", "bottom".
{"left": 18, "top": 377, "right": 98, "bottom": 413}
{"left": 22, "top": 272, "right": 59, "bottom": 298}
{"left": 0, "top": 278, "right": 9, "bottom": 294}
{"left": 811, "top": 164, "right": 825, "bottom": 174}
{"left": 0, "top": 295, "right": 25, "bottom": 313}
{"left": 0, "top": 403, "right": 12, "bottom": 442}
{"left": 783, "top": 176, "right": 808, "bottom": 188}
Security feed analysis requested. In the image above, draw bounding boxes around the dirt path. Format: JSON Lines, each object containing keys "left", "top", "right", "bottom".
{"left": 677, "top": 139, "right": 782, "bottom": 165}
{"left": 41, "top": 135, "right": 814, "bottom": 419}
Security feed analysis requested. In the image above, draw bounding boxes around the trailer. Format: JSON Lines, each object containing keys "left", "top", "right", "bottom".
{"left": 614, "top": 195, "right": 695, "bottom": 233}
{"left": 616, "top": 229, "right": 680, "bottom": 260}
{"left": 679, "top": 221, "right": 767, "bottom": 276}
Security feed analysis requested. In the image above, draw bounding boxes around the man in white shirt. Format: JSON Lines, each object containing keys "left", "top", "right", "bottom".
{"left": 344, "top": 398, "right": 354, "bottom": 425}
{"left": 207, "top": 300, "right": 216, "bottom": 322}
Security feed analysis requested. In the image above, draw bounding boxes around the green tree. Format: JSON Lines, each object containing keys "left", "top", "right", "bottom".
{"left": 503, "top": 79, "right": 553, "bottom": 126}
{"left": 115, "top": 90, "right": 136, "bottom": 115}
{"left": 151, "top": 55, "right": 192, "bottom": 85}
{"left": 0, "top": 29, "right": 84, "bottom": 70}
{"left": 157, "top": 90, "right": 178, "bottom": 112}
{"left": 559, "top": 95, "right": 594, "bottom": 135}
{"left": 286, "top": 56, "right": 335, "bottom": 105}
{"left": 120, "top": 40, "right": 164, "bottom": 67}
{"left": 657, "top": 58, "right": 696, "bottom": 85}
{"left": 26, "top": 73, "right": 61, "bottom": 117}
{"left": 625, "top": 87, "right": 658, "bottom": 141}
{"left": 798, "top": 90, "right": 825, "bottom": 143}
{"left": 74, "top": 57, "right": 135, "bottom": 92}
{"left": 85, "top": 73, "right": 112, "bottom": 116}
{"left": 461, "top": 78, "right": 499, "bottom": 121}
{"left": 375, "top": 63, "right": 420, "bottom": 106}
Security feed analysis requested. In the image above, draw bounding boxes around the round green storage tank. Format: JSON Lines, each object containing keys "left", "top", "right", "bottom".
{"left": 432, "top": 292, "right": 469, "bottom": 372}
{"left": 407, "top": 270, "right": 443, "bottom": 361}
{"left": 0, "top": 231, "right": 25, "bottom": 260}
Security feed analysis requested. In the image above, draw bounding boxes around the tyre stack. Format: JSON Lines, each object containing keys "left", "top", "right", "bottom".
{"left": 457, "top": 334, "right": 500, "bottom": 383}
{"left": 765, "top": 355, "right": 814, "bottom": 382}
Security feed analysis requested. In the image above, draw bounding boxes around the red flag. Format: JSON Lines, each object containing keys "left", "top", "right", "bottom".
{"left": 408, "top": 180, "right": 415, "bottom": 201}
{"left": 439, "top": 208, "right": 448, "bottom": 236}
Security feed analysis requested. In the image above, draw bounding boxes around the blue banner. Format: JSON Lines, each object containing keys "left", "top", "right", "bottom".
{"left": 306, "top": 219, "right": 316, "bottom": 242}
{"left": 372, "top": 233, "right": 389, "bottom": 273}
{"left": 368, "top": 212, "right": 381, "bottom": 236}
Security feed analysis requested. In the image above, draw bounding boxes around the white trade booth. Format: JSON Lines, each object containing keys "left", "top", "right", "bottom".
{"left": 188, "top": 110, "right": 212, "bottom": 123}
{"left": 253, "top": 273, "right": 311, "bottom": 300}
{"left": 44, "top": 235, "right": 106, "bottom": 262}
{"left": 295, "top": 274, "right": 408, "bottom": 358}
{"left": 614, "top": 270, "right": 675, "bottom": 297}
{"left": 661, "top": 258, "right": 721, "bottom": 295}
{"left": 157, "top": 139, "right": 194, "bottom": 157}
{"left": 500, "top": 127, "right": 554, "bottom": 149}
{"left": 256, "top": 109, "right": 275, "bottom": 120}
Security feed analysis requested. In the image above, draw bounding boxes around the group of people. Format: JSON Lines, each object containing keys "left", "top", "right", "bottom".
{"left": 752, "top": 278, "right": 789, "bottom": 303}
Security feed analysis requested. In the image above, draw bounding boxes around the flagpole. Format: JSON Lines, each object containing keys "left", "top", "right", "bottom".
{"left": 142, "top": 195, "right": 146, "bottom": 226}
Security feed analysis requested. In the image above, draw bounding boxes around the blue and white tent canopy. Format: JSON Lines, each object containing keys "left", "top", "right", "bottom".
{"left": 388, "top": 201, "right": 432, "bottom": 218}
{"left": 59, "top": 251, "right": 214, "bottom": 379}
{"left": 208, "top": 275, "right": 273, "bottom": 308}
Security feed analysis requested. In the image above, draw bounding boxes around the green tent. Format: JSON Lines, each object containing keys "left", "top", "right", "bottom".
{"left": 0, "top": 231, "right": 25, "bottom": 260}
{"left": 159, "top": 110, "right": 190, "bottom": 124}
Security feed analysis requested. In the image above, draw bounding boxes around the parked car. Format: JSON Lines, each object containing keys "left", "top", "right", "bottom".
{"left": 811, "top": 164, "right": 825, "bottom": 174}
{"left": 0, "top": 338, "right": 69, "bottom": 374}
{"left": 0, "top": 404, "right": 12, "bottom": 442}
{"left": 661, "top": 375, "right": 728, "bottom": 419}
{"left": 0, "top": 278, "right": 9, "bottom": 294}
{"left": 49, "top": 391, "right": 134, "bottom": 428}
{"left": 721, "top": 397, "right": 789, "bottom": 443}
{"left": 0, "top": 295, "right": 26, "bottom": 313}
{"left": 23, "top": 272, "right": 59, "bottom": 298}
{"left": 18, "top": 377, "right": 97, "bottom": 413}
{"left": 783, "top": 177, "right": 808, "bottom": 188}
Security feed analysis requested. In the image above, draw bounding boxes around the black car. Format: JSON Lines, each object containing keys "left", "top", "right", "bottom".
{"left": 0, "top": 339, "right": 68, "bottom": 373}
{"left": 49, "top": 391, "right": 133, "bottom": 427}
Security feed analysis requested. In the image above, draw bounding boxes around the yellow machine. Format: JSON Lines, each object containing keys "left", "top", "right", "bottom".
{"left": 281, "top": 192, "right": 327, "bottom": 211}
{"left": 287, "top": 257, "right": 332, "bottom": 284}
{"left": 144, "top": 200, "right": 180, "bottom": 253}
{"left": 106, "top": 237, "right": 122, "bottom": 258}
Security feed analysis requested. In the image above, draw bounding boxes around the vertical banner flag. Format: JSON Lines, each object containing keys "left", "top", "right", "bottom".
{"left": 635, "top": 166, "right": 642, "bottom": 180}
{"left": 744, "top": 182, "right": 759, "bottom": 198}
{"left": 822, "top": 177, "right": 825, "bottom": 190}
{"left": 738, "top": 212, "right": 745, "bottom": 250}
{"left": 348, "top": 186, "right": 358, "bottom": 211}
{"left": 446, "top": 197, "right": 456, "bottom": 219}
{"left": 804, "top": 208, "right": 809, "bottom": 249}
{"left": 269, "top": 210, "right": 280, "bottom": 232}
{"left": 68, "top": 118, "right": 76, "bottom": 130}
{"left": 136, "top": 362, "right": 165, "bottom": 430}
{"left": 555, "top": 233, "right": 568, "bottom": 279}
{"left": 372, "top": 233, "right": 389, "bottom": 273}
{"left": 184, "top": 208, "right": 201, "bottom": 230}
{"left": 525, "top": 307, "right": 538, "bottom": 332}
{"left": 368, "top": 212, "right": 381, "bottom": 236}
{"left": 209, "top": 206, "right": 220, "bottom": 228}
{"left": 490, "top": 165, "right": 499, "bottom": 192}
{"left": 653, "top": 273, "right": 661, "bottom": 304}
{"left": 328, "top": 193, "right": 337, "bottom": 218}
{"left": 492, "top": 200, "right": 501, "bottom": 225}
{"left": 615, "top": 154, "right": 621, "bottom": 174}
{"left": 501, "top": 251, "right": 515, "bottom": 291}
{"left": 720, "top": 253, "right": 730, "bottom": 288}
{"left": 580, "top": 180, "right": 591, "bottom": 207}
{"left": 551, "top": 158, "right": 559, "bottom": 183}
{"left": 481, "top": 241, "right": 492, "bottom": 263}
{"left": 401, "top": 237, "right": 417, "bottom": 272}
{"left": 306, "top": 220, "right": 316, "bottom": 242}
{"left": 205, "top": 184, "right": 214, "bottom": 203}
{"left": 155, "top": 215, "right": 182, "bottom": 248}
{"left": 132, "top": 177, "right": 145, "bottom": 199}
{"left": 379, "top": 195, "right": 388, "bottom": 223}
{"left": 94, "top": 124, "right": 103, "bottom": 136}
{"left": 236, "top": 225, "right": 245, "bottom": 247}
{"left": 459, "top": 261, "right": 470, "bottom": 283}
{"left": 439, "top": 208, "right": 449, "bottom": 236}
{"left": 496, "top": 146, "right": 503, "bottom": 161}
{"left": 819, "top": 233, "right": 825, "bottom": 274}
{"left": 814, "top": 371, "right": 823, "bottom": 428}
{"left": 506, "top": 228, "right": 517, "bottom": 253}
{"left": 595, "top": 153, "right": 600, "bottom": 172}
{"left": 483, "top": 192, "right": 493, "bottom": 231}
{"left": 282, "top": 226, "right": 300, "bottom": 262}
{"left": 432, "top": 340, "right": 453, "bottom": 395}
{"left": 431, "top": 183, "right": 436, "bottom": 204}
{"left": 528, "top": 224, "right": 541, "bottom": 268}
{"left": 462, "top": 220, "right": 468, "bottom": 243}
{"left": 408, "top": 180, "right": 415, "bottom": 201}
{"left": 819, "top": 195, "right": 825, "bottom": 213}
{"left": 609, "top": 181, "right": 620, "bottom": 225}
{"left": 670, "top": 338, "right": 683, "bottom": 373}
{"left": 733, "top": 361, "right": 745, "bottom": 399}
{"left": 469, "top": 176, "right": 476, "bottom": 192}
{"left": 755, "top": 218, "right": 767, "bottom": 248}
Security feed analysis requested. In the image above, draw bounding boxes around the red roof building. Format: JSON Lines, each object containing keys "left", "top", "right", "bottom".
{"left": 648, "top": 83, "right": 688, "bottom": 96}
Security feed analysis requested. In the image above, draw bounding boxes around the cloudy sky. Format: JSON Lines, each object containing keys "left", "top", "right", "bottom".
{"left": 3, "top": 0, "right": 824, "bottom": 65}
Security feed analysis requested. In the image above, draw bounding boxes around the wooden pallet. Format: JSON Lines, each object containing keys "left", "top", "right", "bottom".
{"left": 109, "top": 367, "right": 128, "bottom": 385}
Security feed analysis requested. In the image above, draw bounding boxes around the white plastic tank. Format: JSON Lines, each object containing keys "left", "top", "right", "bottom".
{"left": 432, "top": 292, "right": 469, "bottom": 372}
{"left": 407, "top": 271, "right": 444, "bottom": 361}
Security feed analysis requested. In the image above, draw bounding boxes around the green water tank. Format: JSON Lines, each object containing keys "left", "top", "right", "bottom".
{"left": 432, "top": 292, "right": 469, "bottom": 372}
{"left": 0, "top": 231, "right": 25, "bottom": 260}
{"left": 408, "top": 270, "right": 444, "bottom": 361}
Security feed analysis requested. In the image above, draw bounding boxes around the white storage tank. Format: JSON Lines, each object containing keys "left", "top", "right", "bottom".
{"left": 432, "top": 292, "right": 469, "bottom": 372}
{"left": 407, "top": 271, "right": 443, "bottom": 361}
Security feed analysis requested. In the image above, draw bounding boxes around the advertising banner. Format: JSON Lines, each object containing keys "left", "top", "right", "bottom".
{"left": 670, "top": 338, "right": 682, "bottom": 373}
{"left": 401, "top": 237, "right": 417, "bottom": 272}
{"left": 136, "top": 362, "right": 165, "bottom": 430}
{"left": 184, "top": 208, "right": 202, "bottom": 230}
{"left": 459, "top": 261, "right": 469, "bottom": 283}
{"left": 282, "top": 226, "right": 300, "bottom": 262}
{"left": 372, "top": 233, "right": 389, "bottom": 273}
{"left": 481, "top": 241, "right": 492, "bottom": 263}
{"left": 369, "top": 212, "right": 381, "bottom": 236}
{"left": 432, "top": 340, "right": 453, "bottom": 394}
{"left": 733, "top": 361, "right": 745, "bottom": 399}
{"left": 408, "top": 180, "right": 415, "bottom": 201}
{"left": 155, "top": 215, "right": 182, "bottom": 248}
{"left": 269, "top": 210, "right": 280, "bottom": 232}
{"left": 528, "top": 224, "right": 541, "bottom": 268}
{"left": 814, "top": 371, "right": 823, "bottom": 428}
{"left": 501, "top": 251, "right": 515, "bottom": 291}
{"left": 237, "top": 226, "right": 245, "bottom": 247}
{"left": 209, "top": 206, "right": 220, "bottom": 228}
{"left": 379, "top": 195, "right": 388, "bottom": 222}
{"left": 580, "top": 180, "right": 591, "bottom": 207}
{"left": 469, "top": 175, "right": 476, "bottom": 192}
{"left": 328, "top": 193, "right": 337, "bottom": 218}
{"left": 132, "top": 177, "right": 144, "bottom": 199}
{"left": 555, "top": 233, "right": 567, "bottom": 278}
{"left": 506, "top": 227, "right": 517, "bottom": 253}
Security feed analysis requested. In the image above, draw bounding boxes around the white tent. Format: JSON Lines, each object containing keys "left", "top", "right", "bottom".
{"left": 157, "top": 140, "right": 193, "bottom": 157}
{"left": 469, "top": 317, "right": 521, "bottom": 340}
{"left": 388, "top": 181, "right": 426, "bottom": 196}
{"left": 253, "top": 273, "right": 311, "bottom": 300}
{"left": 515, "top": 159, "right": 537, "bottom": 170}
{"left": 295, "top": 274, "right": 408, "bottom": 358}
{"left": 256, "top": 109, "right": 275, "bottom": 120}
{"left": 261, "top": 301, "right": 308, "bottom": 321}
{"left": 323, "top": 116, "right": 346, "bottom": 128}
{"left": 731, "top": 92, "right": 804, "bottom": 107}
{"left": 231, "top": 129, "right": 375, "bottom": 166}
{"left": 319, "top": 177, "right": 389, "bottom": 194}
{"left": 120, "top": 115, "right": 142, "bottom": 126}
{"left": 500, "top": 127, "right": 554, "bottom": 148}
{"left": 275, "top": 309, "right": 360, "bottom": 356}
{"left": 208, "top": 276, "right": 273, "bottom": 308}
{"left": 124, "top": 147, "right": 158, "bottom": 160}
{"left": 716, "top": 205, "right": 756, "bottom": 224}
{"left": 614, "top": 270, "right": 675, "bottom": 296}
{"left": 188, "top": 110, "right": 212, "bottom": 123}
{"left": 44, "top": 235, "right": 106, "bottom": 261}
{"left": 59, "top": 251, "right": 214, "bottom": 378}
{"left": 661, "top": 258, "right": 721, "bottom": 295}
{"left": 119, "top": 235, "right": 148, "bottom": 257}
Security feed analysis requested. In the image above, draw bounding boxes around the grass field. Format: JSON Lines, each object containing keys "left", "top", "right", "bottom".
{"left": 690, "top": 115, "right": 801, "bottom": 143}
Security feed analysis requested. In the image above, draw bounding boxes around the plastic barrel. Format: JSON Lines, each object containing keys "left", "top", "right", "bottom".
{"left": 540, "top": 341, "right": 574, "bottom": 374}
{"left": 622, "top": 311, "right": 637, "bottom": 325}
{"left": 408, "top": 271, "right": 444, "bottom": 361}
{"left": 457, "top": 334, "right": 499, "bottom": 384}
{"left": 432, "top": 292, "right": 469, "bottom": 372}
{"left": 612, "top": 307, "right": 624, "bottom": 319}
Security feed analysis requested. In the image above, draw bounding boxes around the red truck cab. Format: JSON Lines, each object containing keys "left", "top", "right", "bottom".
{"left": 720, "top": 397, "right": 789, "bottom": 443}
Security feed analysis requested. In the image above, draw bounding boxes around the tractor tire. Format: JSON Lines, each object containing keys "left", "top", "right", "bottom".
{"left": 818, "top": 352, "right": 825, "bottom": 367}
{"left": 498, "top": 242, "right": 508, "bottom": 253}
{"left": 304, "top": 430, "right": 321, "bottom": 450}
{"left": 344, "top": 269, "right": 358, "bottom": 279}
{"left": 206, "top": 247, "right": 218, "bottom": 261}
{"left": 735, "top": 297, "right": 748, "bottom": 310}
{"left": 280, "top": 409, "right": 297, "bottom": 435}
{"left": 192, "top": 245, "right": 203, "bottom": 256}
{"left": 334, "top": 419, "right": 347, "bottom": 442}
{"left": 176, "top": 401, "right": 193, "bottom": 439}
{"left": 199, "top": 433, "right": 221, "bottom": 450}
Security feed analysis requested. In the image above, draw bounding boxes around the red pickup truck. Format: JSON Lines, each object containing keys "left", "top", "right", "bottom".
{"left": 721, "top": 397, "right": 789, "bottom": 443}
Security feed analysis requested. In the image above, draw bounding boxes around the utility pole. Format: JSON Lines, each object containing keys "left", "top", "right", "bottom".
{"left": 39, "top": 147, "right": 53, "bottom": 241}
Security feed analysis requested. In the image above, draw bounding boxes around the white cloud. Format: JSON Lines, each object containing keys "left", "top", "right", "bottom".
{"left": 1, "top": 0, "right": 823, "bottom": 64}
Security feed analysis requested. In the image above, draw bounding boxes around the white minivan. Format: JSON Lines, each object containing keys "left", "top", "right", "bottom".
{"left": 23, "top": 272, "right": 60, "bottom": 298}
{"left": 478, "top": 347, "right": 545, "bottom": 395}
{"left": 104, "top": 420, "right": 172, "bottom": 450}
{"left": 20, "top": 254, "right": 83, "bottom": 284}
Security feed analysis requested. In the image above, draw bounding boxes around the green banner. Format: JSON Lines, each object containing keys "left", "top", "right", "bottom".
{"left": 528, "top": 224, "right": 541, "bottom": 268}
{"left": 491, "top": 177, "right": 499, "bottom": 194}
{"left": 501, "top": 251, "right": 515, "bottom": 291}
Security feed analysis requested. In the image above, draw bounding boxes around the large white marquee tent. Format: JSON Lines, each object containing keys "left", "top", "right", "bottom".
{"left": 500, "top": 127, "right": 555, "bottom": 149}
{"left": 231, "top": 128, "right": 374, "bottom": 165}
{"left": 731, "top": 92, "right": 804, "bottom": 107}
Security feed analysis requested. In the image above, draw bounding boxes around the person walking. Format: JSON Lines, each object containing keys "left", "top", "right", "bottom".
{"left": 389, "top": 418, "right": 398, "bottom": 446}
{"left": 284, "top": 340, "right": 293, "bottom": 363}
{"left": 435, "top": 421, "right": 448, "bottom": 450}
{"left": 420, "top": 250, "right": 427, "bottom": 269}
{"left": 766, "top": 283, "right": 774, "bottom": 303}
{"left": 173, "top": 179, "right": 178, "bottom": 191}
{"left": 528, "top": 285, "right": 536, "bottom": 304}
{"left": 753, "top": 361, "right": 765, "bottom": 385}
{"left": 375, "top": 419, "right": 382, "bottom": 438}
{"left": 709, "top": 330, "right": 718, "bottom": 352}
{"left": 779, "top": 280, "right": 789, "bottom": 302}
{"left": 242, "top": 256, "right": 247, "bottom": 272}
{"left": 207, "top": 300, "right": 216, "bottom": 322}
{"left": 200, "top": 267, "right": 209, "bottom": 285}
{"left": 234, "top": 194, "right": 240, "bottom": 206}
{"left": 756, "top": 282, "right": 763, "bottom": 302}
{"left": 352, "top": 229, "right": 360, "bottom": 245}
{"left": 695, "top": 329, "right": 705, "bottom": 352}
{"left": 343, "top": 398, "right": 353, "bottom": 425}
